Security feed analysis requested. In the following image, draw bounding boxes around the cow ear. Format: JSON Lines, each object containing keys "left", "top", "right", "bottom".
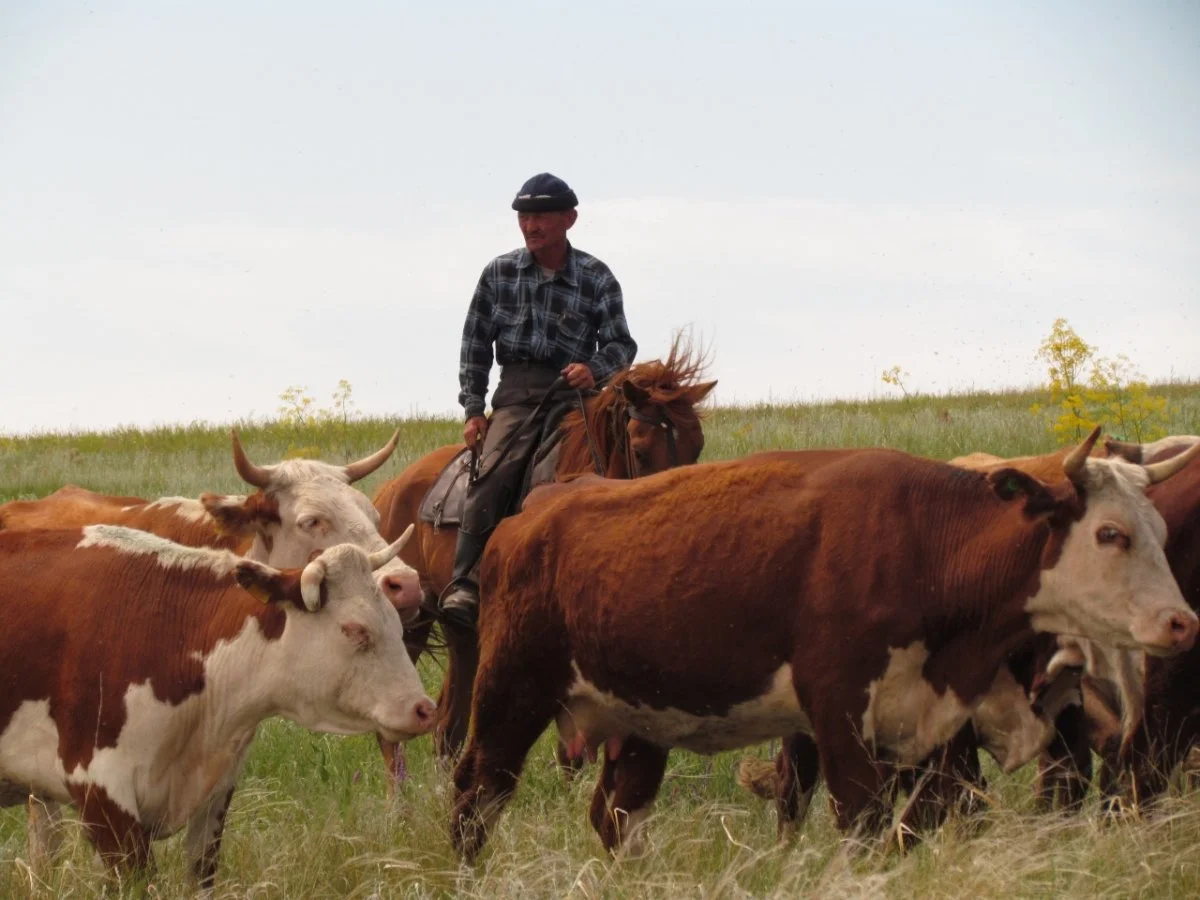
{"left": 1104, "top": 438, "right": 1143, "bottom": 463}
{"left": 234, "top": 561, "right": 305, "bottom": 608}
{"left": 988, "top": 467, "right": 1059, "bottom": 517}
{"left": 622, "top": 381, "right": 649, "bottom": 407}
{"left": 201, "top": 491, "right": 281, "bottom": 537}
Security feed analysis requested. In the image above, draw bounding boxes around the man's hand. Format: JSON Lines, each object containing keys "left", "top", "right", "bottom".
{"left": 562, "top": 362, "right": 595, "bottom": 390}
{"left": 464, "top": 416, "right": 489, "bottom": 447}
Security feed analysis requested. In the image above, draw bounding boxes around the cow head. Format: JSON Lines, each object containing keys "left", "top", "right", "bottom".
{"left": 201, "top": 431, "right": 422, "bottom": 618}
{"left": 1005, "top": 428, "right": 1200, "bottom": 656}
{"left": 234, "top": 531, "right": 435, "bottom": 742}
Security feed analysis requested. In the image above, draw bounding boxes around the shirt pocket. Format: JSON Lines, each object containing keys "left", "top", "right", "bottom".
{"left": 557, "top": 310, "right": 589, "bottom": 341}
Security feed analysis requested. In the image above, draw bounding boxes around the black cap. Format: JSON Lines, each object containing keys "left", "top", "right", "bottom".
{"left": 511, "top": 173, "right": 578, "bottom": 212}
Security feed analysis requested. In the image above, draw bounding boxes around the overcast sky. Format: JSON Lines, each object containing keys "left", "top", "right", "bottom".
{"left": 2, "top": 1, "right": 1197, "bottom": 434}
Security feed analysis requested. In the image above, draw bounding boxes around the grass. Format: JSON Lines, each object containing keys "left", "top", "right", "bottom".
{"left": 2, "top": 383, "right": 1200, "bottom": 897}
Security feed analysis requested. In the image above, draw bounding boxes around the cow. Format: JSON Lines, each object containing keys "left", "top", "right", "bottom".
{"left": 933, "top": 440, "right": 1190, "bottom": 812}
{"left": 449, "top": 433, "right": 1199, "bottom": 858}
{"left": 0, "top": 430, "right": 422, "bottom": 614}
{"left": 0, "top": 524, "right": 435, "bottom": 886}
{"left": 0, "top": 433, "right": 427, "bottom": 878}
{"left": 738, "top": 438, "right": 1179, "bottom": 831}
{"left": 1045, "top": 435, "right": 1200, "bottom": 807}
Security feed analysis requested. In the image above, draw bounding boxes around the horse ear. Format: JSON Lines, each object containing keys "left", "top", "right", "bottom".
{"left": 622, "top": 381, "right": 650, "bottom": 406}
{"left": 685, "top": 379, "right": 717, "bottom": 406}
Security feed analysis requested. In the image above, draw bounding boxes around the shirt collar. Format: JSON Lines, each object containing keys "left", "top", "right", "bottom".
{"left": 516, "top": 242, "right": 579, "bottom": 287}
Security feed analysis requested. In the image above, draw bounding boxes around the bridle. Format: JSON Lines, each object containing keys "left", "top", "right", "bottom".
{"left": 618, "top": 401, "right": 678, "bottom": 475}
{"left": 578, "top": 386, "right": 683, "bottom": 478}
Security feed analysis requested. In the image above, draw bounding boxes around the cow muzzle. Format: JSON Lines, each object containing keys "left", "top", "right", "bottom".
{"left": 379, "top": 696, "right": 437, "bottom": 742}
{"left": 1132, "top": 606, "right": 1199, "bottom": 657}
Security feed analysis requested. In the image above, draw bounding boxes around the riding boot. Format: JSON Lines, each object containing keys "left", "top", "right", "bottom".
{"left": 439, "top": 528, "right": 491, "bottom": 631}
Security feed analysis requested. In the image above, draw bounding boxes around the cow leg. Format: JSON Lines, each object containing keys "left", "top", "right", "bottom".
{"left": 588, "top": 736, "right": 668, "bottom": 855}
{"left": 1035, "top": 703, "right": 1092, "bottom": 811}
{"left": 1094, "top": 733, "right": 1127, "bottom": 815}
{"left": 813, "top": 722, "right": 888, "bottom": 838}
{"left": 555, "top": 735, "right": 586, "bottom": 782}
{"left": 897, "top": 724, "right": 985, "bottom": 837}
{"left": 377, "top": 735, "right": 405, "bottom": 797}
{"left": 26, "top": 795, "right": 64, "bottom": 871}
{"left": 435, "top": 625, "right": 479, "bottom": 759}
{"left": 185, "top": 785, "right": 236, "bottom": 889}
{"left": 72, "top": 784, "right": 153, "bottom": 874}
{"left": 374, "top": 590, "right": 438, "bottom": 789}
{"left": 184, "top": 736, "right": 253, "bottom": 887}
{"left": 450, "top": 678, "right": 558, "bottom": 861}
{"left": 775, "top": 733, "right": 821, "bottom": 838}
{"left": 1124, "top": 707, "right": 1199, "bottom": 809}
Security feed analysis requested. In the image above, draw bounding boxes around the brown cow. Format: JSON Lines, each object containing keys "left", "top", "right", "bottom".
{"left": 0, "top": 525, "right": 434, "bottom": 886}
{"left": 741, "top": 438, "right": 1189, "bottom": 830}
{"left": 450, "top": 436, "right": 1198, "bottom": 857}
{"left": 0, "top": 431, "right": 421, "bottom": 612}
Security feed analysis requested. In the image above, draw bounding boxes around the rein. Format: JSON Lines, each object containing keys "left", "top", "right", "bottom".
{"left": 469, "top": 377, "right": 570, "bottom": 485}
{"left": 576, "top": 388, "right": 607, "bottom": 476}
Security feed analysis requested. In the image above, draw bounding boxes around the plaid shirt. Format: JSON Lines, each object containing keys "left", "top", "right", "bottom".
{"left": 458, "top": 243, "right": 637, "bottom": 419}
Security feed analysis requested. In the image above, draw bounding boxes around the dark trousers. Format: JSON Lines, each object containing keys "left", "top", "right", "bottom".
{"left": 451, "top": 364, "right": 576, "bottom": 584}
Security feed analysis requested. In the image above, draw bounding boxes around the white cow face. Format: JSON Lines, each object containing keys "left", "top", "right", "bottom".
{"left": 239, "top": 541, "right": 435, "bottom": 741}
{"left": 1021, "top": 456, "right": 1198, "bottom": 656}
{"left": 203, "top": 435, "right": 422, "bottom": 615}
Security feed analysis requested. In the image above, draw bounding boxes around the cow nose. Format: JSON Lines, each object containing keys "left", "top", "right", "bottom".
{"left": 413, "top": 698, "right": 437, "bottom": 732}
{"left": 1166, "top": 609, "right": 1199, "bottom": 653}
{"left": 380, "top": 570, "right": 422, "bottom": 611}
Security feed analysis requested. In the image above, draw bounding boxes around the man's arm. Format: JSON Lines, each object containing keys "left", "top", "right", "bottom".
{"left": 458, "top": 268, "right": 497, "bottom": 420}
{"left": 587, "top": 269, "right": 637, "bottom": 384}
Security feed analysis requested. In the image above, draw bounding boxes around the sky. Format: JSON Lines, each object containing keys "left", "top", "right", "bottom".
{"left": 2, "top": 1, "right": 1197, "bottom": 434}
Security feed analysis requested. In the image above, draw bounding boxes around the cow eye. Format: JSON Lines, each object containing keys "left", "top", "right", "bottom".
{"left": 1096, "top": 526, "right": 1130, "bottom": 550}
{"left": 298, "top": 516, "right": 321, "bottom": 531}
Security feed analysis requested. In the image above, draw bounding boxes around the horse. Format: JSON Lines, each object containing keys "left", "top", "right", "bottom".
{"left": 373, "top": 338, "right": 716, "bottom": 774}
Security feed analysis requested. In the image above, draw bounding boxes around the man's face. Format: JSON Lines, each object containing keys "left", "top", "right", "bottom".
{"left": 518, "top": 209, "right": 576, "bottom": 255}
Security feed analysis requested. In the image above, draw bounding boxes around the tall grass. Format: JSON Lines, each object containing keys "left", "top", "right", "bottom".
{"left": 2, "top": 384, "right": 1200, "bottom": 897}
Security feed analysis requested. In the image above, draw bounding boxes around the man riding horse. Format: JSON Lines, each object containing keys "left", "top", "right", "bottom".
{"left": 439, "top": 173, "right": 638, "bottom": 630}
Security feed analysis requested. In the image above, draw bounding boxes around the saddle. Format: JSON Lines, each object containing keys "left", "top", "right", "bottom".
{"left": 417, "top": 426, "right": 566, "bottom": 530}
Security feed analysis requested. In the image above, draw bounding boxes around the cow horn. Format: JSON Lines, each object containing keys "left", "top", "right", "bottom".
{"left": 1144, "top": 439, "right": 1200, "bottom": 485}
{"left": 344, "top": 429, "right": 401, "bottom": 483}
{"left": 299, "top": 557, "right": 328, "bottom": 612}
{"left": 1062, "top": 426, "right": 1102, "bottom": 481}
{"left": 368, "top": 524, "right": 414, "bottom": 570}
{"left": 231, "top": 430, "right": 275, "bottom": 489}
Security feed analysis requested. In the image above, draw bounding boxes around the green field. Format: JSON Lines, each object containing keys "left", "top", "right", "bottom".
{"left": 2, "top": 385, "right": 1200, "bottom": 898}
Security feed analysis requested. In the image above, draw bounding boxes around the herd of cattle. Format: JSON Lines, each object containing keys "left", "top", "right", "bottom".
{"left": 1, "top": 389, "right": 1200, "bottom": 887}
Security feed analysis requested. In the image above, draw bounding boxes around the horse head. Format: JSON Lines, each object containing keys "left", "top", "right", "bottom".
{"left": 559, "top": 335, "right": 717, "bottom": 479}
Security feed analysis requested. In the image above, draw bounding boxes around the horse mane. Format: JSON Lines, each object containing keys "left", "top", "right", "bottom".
{"left": 557, "top": 333, "right": 712, "bottom": 477}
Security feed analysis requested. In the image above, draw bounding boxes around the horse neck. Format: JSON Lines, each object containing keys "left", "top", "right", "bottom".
{"left": 556, "top": 394, "right": 631, "bottom": 480}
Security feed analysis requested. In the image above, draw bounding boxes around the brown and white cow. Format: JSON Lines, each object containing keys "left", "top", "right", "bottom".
{"left": 0, "top": 524, "right": 434, "bottom": 885}
{"left": 0, "top": 430, "right": 422, "bottom": 613}
{"left": 1042, "top": 435, "right": 1200, "bottom": 806}
{"left": 450, "top": 434, "right": 1199, "bottom": 857}
{"left": 740, "top": 437, "right": 1197, "bottom": 832}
